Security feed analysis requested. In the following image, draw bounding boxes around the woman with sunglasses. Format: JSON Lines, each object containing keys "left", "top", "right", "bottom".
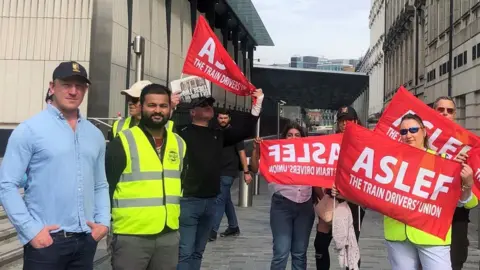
{"left": 314, "top": 106, "right": 365, "bottom": 270}
{"left": 383, "top": 113, "right": 474, "bottom": 270}
{"left": 251, "top": 122, "right": 315, "bottom": 270}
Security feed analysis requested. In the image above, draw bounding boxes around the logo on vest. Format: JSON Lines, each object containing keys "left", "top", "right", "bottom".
{"left": 167, "top": 150, "right": 180, "bottom": 164}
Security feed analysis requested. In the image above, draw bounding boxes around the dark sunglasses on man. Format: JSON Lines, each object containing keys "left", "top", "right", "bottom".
{"left": 128, "top": 97, "right": 139, "bottom": 103}
{"left": 436, "top": 106, "right": 455, "bottom": 115}
{"left": 399, "top": 127, "right": 420, "bottom": 135}
{"left": 198, "top": 100, "right": 214, "bottom": 108}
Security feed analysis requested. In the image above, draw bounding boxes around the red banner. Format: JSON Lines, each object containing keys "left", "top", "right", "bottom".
{"left": 375, "top": 86, "right": 480, "bottom": 157}
{"left": 182, "top": 16, "right": 256, "bottom": 96}
{"left": 337, "top": 123, "right": 462, "bottom": 240}
{"left": 259, "top": 134, "right": 343, "bottom": 188}
{"left": 375, "top": 86, "right": 480, "bottom": 199}
{"left": 467, "top": 148, "right": 480, "bottom": 196}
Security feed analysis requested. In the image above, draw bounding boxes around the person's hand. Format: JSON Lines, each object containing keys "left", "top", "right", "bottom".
{"left": 461, "top": 163, "right": 474, "bottom": 188}
{"left": 331, "top": 184, "right": 339, "bottom": 197}
{"left": 454, "top": 152, "right": 468, "bottom": 163}
{"left": 253, "top": 137, "right": 262, "bottom": 149}
{"left": 29, "top": 225, "right": 59, "bottom": 249}
{"left": 171, "top": 92, "right": 181, "bottom": 108}
{"left": 87, "top": 221, "right": 109, "bottom": 242}
{"left": 244, "top": 172, "right": 253, "bottom": 184}
{"left": 251, "top": 88, "right": 263, "bottom": 98}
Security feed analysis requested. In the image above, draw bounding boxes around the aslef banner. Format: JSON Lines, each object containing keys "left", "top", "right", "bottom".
{"left": 375, "top": 86, "right": 480, "bottom": 158}
{"left": 259, "top": 134, "right": 343, "bottom": 188}
{"left": 337, "top": 123, "right": 462, "bottom": 240}
{"left": 374, "top": 86, "right": 480, "bottom": 198}
{"left": 182, "top": 16, "right": 256, "bottom": 97}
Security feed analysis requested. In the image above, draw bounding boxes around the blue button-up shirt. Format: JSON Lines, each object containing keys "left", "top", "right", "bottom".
{"left": 0, "top": 105, "right": 110, "bottom": 244}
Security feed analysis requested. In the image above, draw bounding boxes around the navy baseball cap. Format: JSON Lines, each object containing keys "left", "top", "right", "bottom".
{"left": 52, "top": 61, "right": 91, "bottom": 84}
{"left": 336, "top": 106, "right": 358, "bottom": 121}
{"left": 190, "top": 96, "right": 216, "bottom": 108}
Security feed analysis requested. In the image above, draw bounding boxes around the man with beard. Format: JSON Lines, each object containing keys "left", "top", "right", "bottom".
{"left": 208, "top": 109, "right": 252, "bottom": 241}
{"left": 433, "top": 96, "right": 478, "bottom": 270}
{"left": 105, "top": 83, "right": 186, "bottom": 269}
{"left": 109, "top": 80, "right": 179, "bottom": 141}
{"left": 177, "top": 89, "right": 264, "bottom": 270}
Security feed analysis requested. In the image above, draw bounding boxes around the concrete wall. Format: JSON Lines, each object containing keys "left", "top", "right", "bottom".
{"left": 0, "top": 0, "right": 93, "bottom": 128}
{"left": 88, "top": 0, "right": 194, "bottom": 119}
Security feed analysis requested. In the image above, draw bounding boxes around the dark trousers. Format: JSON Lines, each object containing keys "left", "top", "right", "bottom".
{"left": 451, "top": 221, "right": 469, "bottom": 270}
{"left": 314, "top": 202, "right": 365, "bottom": 270}
{"left": 23, "top": 232, "right": 98, "bottom": 270}
{"left": 178, "top": 197, "right": 216, "bottom": 270}
{"left": 270, "top": 193, "right": 315, "bottom": 270}
{"left": 212, "top": 176, "right": 239, "bottom": 232}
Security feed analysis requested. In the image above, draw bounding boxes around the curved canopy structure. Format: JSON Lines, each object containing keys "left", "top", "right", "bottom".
{"left": 252, "top": 65, "right": 369, "bottom": 110}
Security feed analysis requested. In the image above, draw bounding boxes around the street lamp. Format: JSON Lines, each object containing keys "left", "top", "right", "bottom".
{"left": 277, "top": 100, "right": 286, "bottom": 138}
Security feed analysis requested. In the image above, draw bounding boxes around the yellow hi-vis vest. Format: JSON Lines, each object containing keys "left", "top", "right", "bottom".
{"left": 112, "top": 126, "right": 186, "bottom": 235}
{"left": 384, "top": 150, "right": 452, "bottom": 245}
{"left": 112, "top": 118, "right": 174, "bottom": 138}
{"left": 112, "top": 117, "right": 133, "bottom": 138}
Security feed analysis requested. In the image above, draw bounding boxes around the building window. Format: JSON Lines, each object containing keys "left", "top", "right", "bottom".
{"left": 427, "top": 69, "right": 437, "bottom": 82}
{"left": 454, "top": 56, "right": 457, "bottom": 69}
{"left": 463, "top": 51, "right": 467, "bottom": 65}
{"left": 458, "top": 53, "right": 463, "bottom": 68}
{"left": 473, "top": 45, "right": 477, "bottom": 60}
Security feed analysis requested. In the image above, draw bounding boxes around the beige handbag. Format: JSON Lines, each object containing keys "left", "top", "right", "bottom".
{"left": 315, "top": 195, "right": 336, "bottom": 224}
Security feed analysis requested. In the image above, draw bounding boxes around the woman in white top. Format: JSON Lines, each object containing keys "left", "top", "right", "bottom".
{"left": 251, "top": 122, "right": 315, "bottom": 270}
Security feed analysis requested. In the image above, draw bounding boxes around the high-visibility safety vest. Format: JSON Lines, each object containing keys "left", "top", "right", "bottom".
{"left": 384, "top": 149, "right": 453, "bottom": 246}
{"left": 112, "top": 126, "right": 186, "bottom": 235}
{"left": 112, "top": 117, "right": 174, "bottom": 138}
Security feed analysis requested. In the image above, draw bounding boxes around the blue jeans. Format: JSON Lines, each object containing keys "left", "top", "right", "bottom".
{"left": 270, "top": 193, "right": 315, "bottom": 270}
{"left": 213, "top": 176, "right": 239, "bottom": 232}
{"left": 178, "top": 197, "right": 216, "bottom": 270}
{"left": 23, "top": 232, "right": 98, "bottom": 270}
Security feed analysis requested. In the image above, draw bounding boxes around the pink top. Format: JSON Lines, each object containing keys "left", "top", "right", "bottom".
{"left": 269, "top": 183, "right": 312, "bottom": 203}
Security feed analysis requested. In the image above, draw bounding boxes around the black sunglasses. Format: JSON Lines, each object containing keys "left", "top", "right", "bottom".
{"left": 198, "top": 101, "right": 213, "bottom": 108}
{"left": 399, "top": 127, "right": 420, "bottom": 135}
{"left": 128, "top": 97, "right": 139, "bottom": 103}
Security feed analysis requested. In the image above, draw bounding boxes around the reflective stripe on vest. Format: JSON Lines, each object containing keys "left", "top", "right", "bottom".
{"left": 384, "top": 149, "right": 451, "bottom": 245}
{"left": 112, "top": 126, "right": 186, "bottom": 235}
{"left": 165, "top": 120, "right": 174, "bottom": 132}
{"left": 113, "top": 117, "right": 132, "bottom": 138}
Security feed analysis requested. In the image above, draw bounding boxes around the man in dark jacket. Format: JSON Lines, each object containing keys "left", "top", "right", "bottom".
{"left": 177, "top": 90, "right": 264, "bottom": 270}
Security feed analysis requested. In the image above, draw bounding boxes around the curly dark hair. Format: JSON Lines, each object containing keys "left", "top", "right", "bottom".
{"left": 280, "top": 121, "right": 307, "bottom": 138}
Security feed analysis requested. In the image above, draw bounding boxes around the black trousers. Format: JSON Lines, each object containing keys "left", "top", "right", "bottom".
{"left": 314, "top": 202, "right": 365, "bottom": 270}
{"left": 451, "top": 221, "right": 469, "bottom": 270}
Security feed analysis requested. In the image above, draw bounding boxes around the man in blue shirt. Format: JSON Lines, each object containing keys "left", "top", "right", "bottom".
{"left": 0, "top": 61, "right": 110, "bottom": 269}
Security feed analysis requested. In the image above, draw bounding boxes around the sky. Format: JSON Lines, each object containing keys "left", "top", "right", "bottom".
{"left": 251, "top": 0, "right": 371, "bottom": 65}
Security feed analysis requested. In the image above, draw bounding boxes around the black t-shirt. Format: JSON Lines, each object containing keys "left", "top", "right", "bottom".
{"left": 220, "top": 141, "right": 245, "bottom": 177}
{"left": 178, "top": 115, "right": 258, "bottom": 198}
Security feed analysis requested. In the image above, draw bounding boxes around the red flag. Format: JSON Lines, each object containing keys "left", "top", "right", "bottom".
{"left": 467, "top": 148, "right": 480, "bottom": 196}
{"left": 337, "top": 123, "right": 462, "bottom": 240}
{"left": 374, "top": 86, "right": 480, "bottom": 198}
{"left": 182, "top": 16, "right": 256, "bottom": 96}
{"left": 259, "top": 134, "right": 343, "bottom": 188}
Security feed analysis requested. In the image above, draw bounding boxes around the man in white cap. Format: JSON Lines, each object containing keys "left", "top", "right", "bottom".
{"left": 109, "top": 81, "right": 179, "bottom": 141}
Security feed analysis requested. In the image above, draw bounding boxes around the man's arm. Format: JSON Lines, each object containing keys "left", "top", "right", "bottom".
{"left": 237, "top": 142, "right": 248, "bottom": 172}
{"left": 0, "top": 124, "right": 44, "bottom": 243}
{"left": 105, "top": 138, "right": 127, "bottom": 206}
{"left": 222, "top": 91, "right": 264, "bottom": 147}
{"left": 222, "top": 114, "right": 258, "bottom": 147}
{"left": 93, "top": 139, "right": 111, "bottom": 228}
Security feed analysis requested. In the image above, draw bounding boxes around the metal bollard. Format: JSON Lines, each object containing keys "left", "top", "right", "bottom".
{"left": 238, "top": 157, "right": 253, "bottom": 207}
{"left": 133, "top": 35, "right": 145, "bottom": 81}
{"left": 253, "top": 174, "right": 260, "bottom": 195}
{"left": 253, "top": 118, "right": 261, "bottom": 195}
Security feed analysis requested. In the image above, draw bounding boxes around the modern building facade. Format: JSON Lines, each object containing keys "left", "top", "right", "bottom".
{"left": 0, "top": 0, "right": 273, "bottom": 156}
{"left": 357, "top": 0, "right": 385, "bottom": 120}
{"left": 383, "top": 0, "right": 480, "bottom": 134}
{"left": 289, "top": 55, "right": 360, "bottom": 72}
